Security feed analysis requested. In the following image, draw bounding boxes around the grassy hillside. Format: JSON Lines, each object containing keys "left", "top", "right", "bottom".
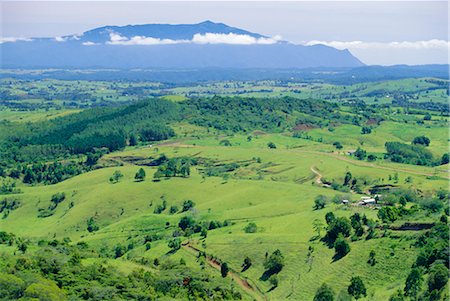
{"left": 0, "top": 82, "right": 448, "bottom": 301}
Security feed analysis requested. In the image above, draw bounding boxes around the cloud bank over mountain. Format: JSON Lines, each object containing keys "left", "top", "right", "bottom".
{"left": 0, "top": 21, "right": 364, "bottom": 69}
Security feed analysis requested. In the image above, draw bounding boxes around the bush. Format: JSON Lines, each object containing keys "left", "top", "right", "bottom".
{"left": 334, "top": 234, "right": 350, "bottom": 259}
{"left": 333, "top": 141, "right": 343, "bottom": 150}
{"left": 428, "top": 263, "right": 448, "bottom": 292}
{"left": 314, "top": 195, "right": 328, "bottom": 210}
{"left": 134, "top": 168, "right": 146, "bottom": 181}
{"left": 314, "top": 283, "right": 335, "bottom": 301}
{"left": 221, "top": 262, "right": 229, "bottom": 277}
{"left": 269, "top": 275, "right": 279, "bottom": 288}
{"left": 244, "top": 222, "right": 257, "bottom": 233}
{"left": 412, "top": 136, "right": 430, "bottom": 146}
{"left": 267, "top": 142, "right": 277, "bottom": 149}
{"left": 168, "top": 238, "right": 181, "bottom": 252}
{"left": 182, "top": 200, "right": 195, "bottom": 212}
{"left": 264, "top": 249, "right": 284, "bottom": 275}
{"left": 354, "top": 148, "right": 367, "bottom": 160}
{"left": 348, "top": 276, "right": 367, "bottom": 300}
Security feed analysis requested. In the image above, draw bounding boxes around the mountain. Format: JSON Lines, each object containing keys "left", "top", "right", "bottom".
{"left": 0, "top": 21, "right": 364, "bottom": 69}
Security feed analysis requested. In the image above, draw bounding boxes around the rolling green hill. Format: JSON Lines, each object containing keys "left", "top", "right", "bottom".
{"left": 0, "top": 82, "right": 448, "bottom": 301}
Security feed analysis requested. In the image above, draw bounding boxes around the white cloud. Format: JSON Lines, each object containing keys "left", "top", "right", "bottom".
{"left": 0, "top": 37, "right": 33, "bottom": 44}
{"left": 82, "top": 41, "right": 99, "bottom": 46}
{"left": 106, "top": 33, "right": 187, "bottom": 45}
{"left": 192, "top": 33, "right": 281, "bottom": 45}
{"left": 54, "top": 36, "right": 67, "bottom": 42}
{"left": 106, "top": 32, "right": 282, "bottom": 46}
{"left": 304, "top": 39, "right": 450, "bottom": 50}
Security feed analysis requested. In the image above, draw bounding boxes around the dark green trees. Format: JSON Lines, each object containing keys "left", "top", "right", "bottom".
{"left": 221, "top": 262, "right": 229, "bottom": 278}
{"left": 348, "top": 276, "right": 367, "bottom": 299}
{"left": 168, "top": 238, "right": 181, "bottom": 252}
{"left": 334, "top": 234, "right": 350, "bottom": 259}
{"left": 263, "top": 249, "right": 284, "bottom": 276}
{"left": 354, "top": 148, "right": 367, "bottom": 160}
{"left": 109, "top": 170, "right": 123, "bottom": 183}
{"left": 314, "top": 195, "right": 328, "bottom": 210}
{"left": 404, "top": 268, "right": 422, "bottom": 299}
{"left": 314, "top": 283, "right": 335, "bottom": 301}
{"left": 154, "top": 157, "right": 191, "bottom": 179}
{"left": 412, "top": 136, "right": 430, "bottom": 146}
{"left": 134, "top": 168, "right": 146, "bottom": 181}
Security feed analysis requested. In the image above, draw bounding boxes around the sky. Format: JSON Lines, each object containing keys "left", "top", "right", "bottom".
{"left": 1, "top": 1, "right": 448, "bottom": 65}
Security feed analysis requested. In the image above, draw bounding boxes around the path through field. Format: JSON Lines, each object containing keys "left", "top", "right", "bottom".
{"left": 182, "top": 242, "right": 267, "bottom": 301}
{"left": 310, "top": 166, "right": 331, "bottom": 187}
{"left": 300, "top": 150, "right": 449, "bottom": 179}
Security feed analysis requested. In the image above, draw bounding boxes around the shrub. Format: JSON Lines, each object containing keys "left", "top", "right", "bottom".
{"left": 314, "top": 283, "right": 335, "bottom": 301}
{"left": 334, "top": 234, "right": 350, "bottom": 259}
{"left": 244, "top": 222, "right": 257, "bottom": 233}
{"left": 221, "top": 262, "right": 229, "bottom": 277}
{"left": 264, "top": 249, "right": 284, "bottom": 275}
{"left": 267, "top": 142, "right": 277, "bottom": 149}
{"left": 348, "top": 276, "right": 367, "bottom": 300}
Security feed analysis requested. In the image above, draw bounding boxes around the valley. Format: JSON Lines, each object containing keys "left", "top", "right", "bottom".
{"left": 0, "top": 74, "right": 448, "bottom": 300}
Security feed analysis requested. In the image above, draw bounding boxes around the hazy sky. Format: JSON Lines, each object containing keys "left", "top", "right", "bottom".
{"left": 1, "top": 1, "right": 448, "bottom": 65}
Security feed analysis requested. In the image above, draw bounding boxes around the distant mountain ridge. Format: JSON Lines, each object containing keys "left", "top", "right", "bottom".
{"left": 1, "top": 21, "right": 364, "bottom": 69}
{"left": 78, "top": 20, "right": 267, "bottom": 43}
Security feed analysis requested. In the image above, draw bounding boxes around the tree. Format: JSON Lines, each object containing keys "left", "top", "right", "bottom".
{"left": 178, "top": 216, "right": 195, "bottom": 231}
{"left": 314, "top": 195, "right": 328, "bottom": 210}
{"left": 333, "top": 142, "right": 343, "bottom": 150}
{"left": 129, "top": 133, "right": 138, "bottom": 146}
{"left": 200, "top": 228, "right": 208, "bottom": 238}
{"left": 404, "top": 268, "right": 422, "bottom": 300}
{"left": 325, "top": 212, "right": 336, "bottom": 225}
{"left": 244, "top": 222, "right": 258, "bottom": 233}
{"left": 377, "top": 206, "right": 399, "bottom": 223}
{"left": 24, "top": 280, "right": 66, "bottom": 301}
{"left": 269, "top": 275, "right": 279, "bottom": 288}
{"left": 313, "top": 219, "right": 325, "bottom": 238}
{"left": 367, "top": 250, "right": 376, "bottom": 266}
{"left": 221, "top": 262, "right": 229, "bottom": 277}
{"left": 114, "top": 244, "right": 125, "bottom": 258}
{"left": 347, "top": 276, "right": 367, "bottom": 300}
{"left": 441, "top": 153, "right": 449, "bottom": 165}
{"left": 354, "top": 148, "right": 367, "bottom": 160}
{"left": 267, "top": 142, "right": 277, "bottom": 149}
{"left": 423, "top": 113, "right": 432, "bottom": 120}
{"left": 361, "top": 126, "right": 372, "bottom": 134}
{"left": 326, "top": 217, "right": 352, "bottom": 242}
{"left": 18, "top": 242, "right": 28, "bottom": 254}
{"left": 389, "top": 289, "right": 405, "bottom": 301}
{"left": 367, "top": 154, "right": 376, "bottom": 162}
{"left": 242, "top": 257, "right": 252, "bottom": 271}
{"left": 264, "top": 249, "right": 284, "bottom": 275}
{"left": 412, "top": 136, "right": 430, "bottom": 147}
{"left": 344, "top": 172, "right": 352, "bottom": 186}
{"left": 428, "top": 263, "right": 448, "bottom": 292}
{"left": 109, "top": 170, "right": 123, "bottom": 183}
{"left": 334, "top": 234, "right": 350, "bottom": 259}
{"left": 0, "top": 273, "right": 25, "bottom": 299}
{"left": 168, "top": 238, "right": 181, "bottom": 252}
{"left": 182, "top": 200, "right": 195, "bottom": 212}
{"left": 86, "top": 152, "right": 101, "bottom": 166}
{"left": 314, "top": 283, "right": 335, "bottom": 301}
{"left": 87, "top": 217, "right": 99, "bottom": 232}
{"left": 134, "top": 168, "right": 146, "bottom": 181}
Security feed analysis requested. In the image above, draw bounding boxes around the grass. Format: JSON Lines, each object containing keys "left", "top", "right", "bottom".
{"left": 1, "top": 124, "right": 447, "bottom": 299}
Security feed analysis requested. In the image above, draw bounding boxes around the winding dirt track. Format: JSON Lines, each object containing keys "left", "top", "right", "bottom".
{"left": 182, "top": 242, "right": 267, "bottom": 301}
{"left": 310, "top": 166, "right": 331, "bottom": 187}
{"left": 302, "top": 150, "right": 449, "bottom": 179}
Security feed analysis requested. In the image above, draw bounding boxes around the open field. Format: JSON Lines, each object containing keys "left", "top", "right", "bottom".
{"left": 0, "top": 77, "right": 448, "bottom": 300}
